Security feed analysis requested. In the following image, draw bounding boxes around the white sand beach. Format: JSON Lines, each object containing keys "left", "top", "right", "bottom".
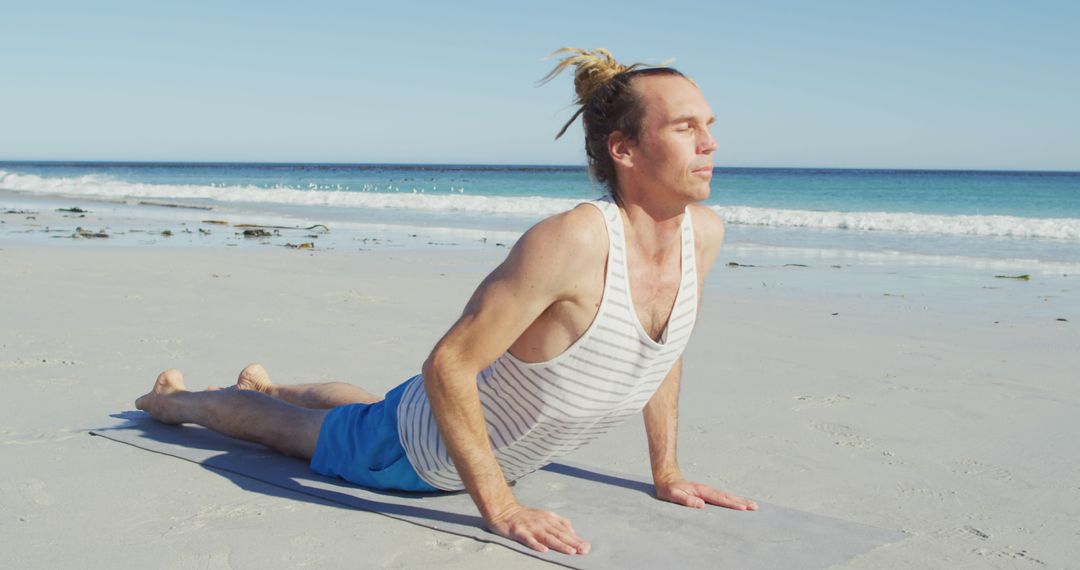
{"left": 2, "top": 203, "right": 1078, "bottom": 568}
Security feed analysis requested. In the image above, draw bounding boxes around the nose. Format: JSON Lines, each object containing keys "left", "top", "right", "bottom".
{"left": 699, "top": 128, "right": 718, "bottom": 154}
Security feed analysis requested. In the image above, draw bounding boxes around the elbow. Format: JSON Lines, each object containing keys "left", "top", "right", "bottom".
{"left": 420, "top": 352, "right": 440, "bottom": 387}
{"left": 421, "top": 352, "right": 440, "bottom": 384}
{"left": 421, "top": 344, "right": 471, "bottom": 390}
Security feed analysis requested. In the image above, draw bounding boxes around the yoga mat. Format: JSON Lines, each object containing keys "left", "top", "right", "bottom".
{"left": 91, "top": 413, "right": 905, "bottom": 569}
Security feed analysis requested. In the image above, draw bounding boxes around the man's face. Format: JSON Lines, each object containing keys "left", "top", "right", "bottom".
{"left": 625, "top": 75, "right": 717, "bottom": 203}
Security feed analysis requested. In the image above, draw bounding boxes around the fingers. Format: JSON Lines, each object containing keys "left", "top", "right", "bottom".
{"left": 555, "top": 529, "right": 591, "bottom": 555}
{"left": 670, "top": 487, "right": 706, "bottom": 509}
{"left": 661, "top": 482, "right": 759, "bottom": 511}
{"left": 697, "top": 485, "right": 759, "bottom": 511}
{"left": 536, "top": 529, "right": 590, "bottom": 555}
{"left": 491, "top": 508, "right": 590, "bottom": 555}
{"left": 528, "top": 518, "right": 590, "bottom": 555}
{"left": 523, "top": 535, "right": 548, "bottom": 553}
{"left": 658, "top": 484, "right": 705, "bottom": 508}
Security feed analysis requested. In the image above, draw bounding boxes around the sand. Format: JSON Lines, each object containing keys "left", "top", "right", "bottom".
{"left": 2, "top": 202, "right": 1078, "bottom": 568}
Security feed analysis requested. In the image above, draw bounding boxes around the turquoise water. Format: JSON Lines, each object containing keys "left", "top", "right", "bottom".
{"left": 716, "top": 168, "right": 1080, "bottom": 218}
{"left": 3, "top": 162, "right": 1079, "bottom": 217}
{"left": 2, "top": 161, "right": 1079, "bottom": 262}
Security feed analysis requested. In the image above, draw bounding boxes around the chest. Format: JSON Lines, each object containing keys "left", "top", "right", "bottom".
{"left": 625, "top": 248, "right": 685, "bottom": 342}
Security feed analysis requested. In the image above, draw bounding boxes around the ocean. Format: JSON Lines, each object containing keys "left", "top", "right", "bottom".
{"left": 2, "top": 161, "right": 1079, "bottom": 265}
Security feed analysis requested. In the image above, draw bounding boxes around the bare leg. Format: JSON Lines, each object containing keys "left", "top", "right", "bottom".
{"left": 136, "top": 369, "right": 326, "bottom": 459}
{"left": 229, "top": 363, "right": 380, "bottom": 409}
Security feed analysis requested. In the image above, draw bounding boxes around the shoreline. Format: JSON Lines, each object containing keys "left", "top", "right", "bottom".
{"left": 5, "top": 188, "right": 1080, "bottom": 272}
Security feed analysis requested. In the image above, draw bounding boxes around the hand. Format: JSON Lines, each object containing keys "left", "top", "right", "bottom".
{"left": 655, "top": 478, "right": 759, "bottom": 511}
{"left": 485, "top": 503, "right": 591, "bottom": 555}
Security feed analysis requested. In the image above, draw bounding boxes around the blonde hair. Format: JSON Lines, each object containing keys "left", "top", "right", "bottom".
{"left": 539, "top": 47, "right": 685, "bottom": 193}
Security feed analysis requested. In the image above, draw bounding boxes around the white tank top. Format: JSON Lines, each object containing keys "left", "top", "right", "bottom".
{"left": 397, "top": 197, "right": 699, "bottom": 491}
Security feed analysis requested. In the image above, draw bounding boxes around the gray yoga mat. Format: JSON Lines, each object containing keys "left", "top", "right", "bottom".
{"left": 91, "top": 412, "right": 905, "bottom": 569}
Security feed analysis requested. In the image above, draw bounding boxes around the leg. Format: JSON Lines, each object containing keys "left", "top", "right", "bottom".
{"left": 136, "top": 369, "right": 326, "bottom": 459}
{"left": 217, "top": 364, "right": 381, "bottom": 409}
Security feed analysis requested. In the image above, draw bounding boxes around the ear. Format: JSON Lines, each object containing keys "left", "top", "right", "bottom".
{"left": 608, "top": 130, "right": 634, "bottom": 168}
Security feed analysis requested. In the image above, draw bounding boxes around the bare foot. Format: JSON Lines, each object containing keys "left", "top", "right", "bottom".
{"left": 208, "top": 363, "right": 274, "bottom": 393}
{"left": 236, "top": 363, "right": 273, "bottom": 394}
{"left": 135, "top": 369, "right": 188, "bottom": 424}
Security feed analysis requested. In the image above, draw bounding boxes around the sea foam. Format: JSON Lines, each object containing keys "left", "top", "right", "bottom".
{"left": 719, "top": 205, "right": 1080, "bottom": 240}
{"left": 3, "top": 170, "right": 1078, "bottom": 241}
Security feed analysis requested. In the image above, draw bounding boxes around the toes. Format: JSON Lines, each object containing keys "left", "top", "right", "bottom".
{"left": 155, "top": 369, "right": 185, "bottom": 390}
{"left": 151, "top": 369, "right": 186, "bottom": 396}
{"left": 237, "top": 363, "right": 271, "bottom": 392}
{"left": 157, "top": 368, "right": 182, "bottom": 381}
{"left": 239, "top": 363, "right": 268, "bottom": 378}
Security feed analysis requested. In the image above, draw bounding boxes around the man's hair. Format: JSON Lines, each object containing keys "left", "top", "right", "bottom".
{"left": 540, "top": 48, "right": 686, "bottom": 195}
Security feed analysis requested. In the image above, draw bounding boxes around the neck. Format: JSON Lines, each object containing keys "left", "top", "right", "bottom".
{"left": 612, "top": 189, "right": 686, "bottom": 259}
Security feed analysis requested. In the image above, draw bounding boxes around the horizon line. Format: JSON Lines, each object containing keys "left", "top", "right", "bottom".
{"left": 1, "top": 158, "right": 1078, "bottom": 175}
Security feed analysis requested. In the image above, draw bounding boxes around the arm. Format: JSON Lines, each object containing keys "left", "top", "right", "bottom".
{"left": 422, "top": 206, "right": 603, "bottom": 555}
{"left": 643, "top": 360, "right": 757, "bottom": 510}
{"left": 643, "top": 358, "right": 684, "bottom": 486}
{"left": 641, "top": 204, "right": 757, "bottom": 511}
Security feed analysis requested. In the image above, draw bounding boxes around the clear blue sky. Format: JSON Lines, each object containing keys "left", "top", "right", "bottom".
{"left": 2, "top": 1, "right": 1077, "bottom": 170}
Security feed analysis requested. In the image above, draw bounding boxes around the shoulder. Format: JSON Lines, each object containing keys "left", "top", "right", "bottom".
{"left": 688, "top": 203, "right": 724, "bottom": 249}
{"left": 687, "top": 203, "right": 725, "bottom": 274}
{"left": 486, "top": 202, "right": 607, "bottom": 299}
{"left": 428, "top": 204, "right": 608, "bottom": 371}
{"left": 511, "top": 202, "right": 608, "bottom": 270}
{"left": 532, "top": 201, "right": 608, "bottom": 243}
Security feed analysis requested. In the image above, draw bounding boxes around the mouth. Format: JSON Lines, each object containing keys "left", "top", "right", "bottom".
{"left": 692, "top": 166, "right": 714, "bottom": 177}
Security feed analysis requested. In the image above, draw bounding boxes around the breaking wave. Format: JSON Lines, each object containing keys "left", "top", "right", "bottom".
{"left": 3, "top": 169, "right": 1078, "bottom": 240}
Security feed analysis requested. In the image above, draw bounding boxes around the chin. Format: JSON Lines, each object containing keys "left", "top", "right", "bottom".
{"left": 687, "top": 184, "right": 712, "bottom": 202}
{"left": 681, "top": 175, "right": 712, "bottom": 200}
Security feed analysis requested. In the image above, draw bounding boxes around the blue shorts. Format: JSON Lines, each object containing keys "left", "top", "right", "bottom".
{"left": 310, "top": 377, "right": 438, "bottom": 493}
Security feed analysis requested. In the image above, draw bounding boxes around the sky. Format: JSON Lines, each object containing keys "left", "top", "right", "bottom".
{"left": 1, "top": 1, "right": 1078, "bottom": 170}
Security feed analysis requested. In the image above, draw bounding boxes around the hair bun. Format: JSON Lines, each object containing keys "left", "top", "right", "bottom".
{"left": 539, "top": 47, "right": 639, "bottom": 105}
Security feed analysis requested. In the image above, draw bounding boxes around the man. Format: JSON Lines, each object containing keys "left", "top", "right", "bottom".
{"left": 136, "top": 48, "right": 757, "bottom": 557}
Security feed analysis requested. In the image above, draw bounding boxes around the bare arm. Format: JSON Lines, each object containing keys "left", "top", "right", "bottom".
{"left": 643, "top": 359, "right": 757, "bottom": 510}
{"left": 643, "top": 358, "right": 684, "bottom": 485}
{"left": 641, "top": 205, "right": 758, "bottom": 511}
{"left": 422, "top": 206, "right": 604, "bottom": 555}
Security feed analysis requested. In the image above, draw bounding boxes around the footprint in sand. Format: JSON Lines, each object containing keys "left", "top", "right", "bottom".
{"left": 289, "top": 534, "right": 325, "bottom": 549}
{"left": 34, "top": 376, "right": 79, "bottom": 387}
{"left": 895, "top": 485, "right": 958, "bottom": 506}
{"left": 934, "top": 523, "right": 1047, "bottom": 566}
{"left": 962, "top": 525, "right": 991, "bottom": 540}
{"left": 952, "top": 458, "right": 1014, "bottom": 483}
{"left": 164, "top": 504, "right": 266, "bottom": 536}
{"left": 808, "top": 420, "right": 872, "bottom": 448}
{"left": 0, "top": 358, "right": 78, "bottom": 369}
{"left": 336, "top": 291, "right": 387, "bottom": 304}
{"left": 897, "top": 528, "right": 1045, "bottom": 567}
{"left": 791, "top": 394, "right": 851, "bottom": 410}
{"left": 970, "top": 546, "right": 1047, "bottom": 566}
{"left": 929, "top": 524, "right": 997, "bottom": 546}
{"left": 0, "top": 479, "right": 56, "bottom": 507}
{"left": 3, "top": 429, "right": 81, "bottom": 445}
{"left": 176, "top": 546, "right": 233, "bottom": 570}
{"left": 430, "top": 536, "right": 490, "bottom": 553}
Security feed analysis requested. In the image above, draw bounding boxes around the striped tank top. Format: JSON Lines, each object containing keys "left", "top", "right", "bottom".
{"left": 397, "top": 196, "right": 698, "bottom": 491}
